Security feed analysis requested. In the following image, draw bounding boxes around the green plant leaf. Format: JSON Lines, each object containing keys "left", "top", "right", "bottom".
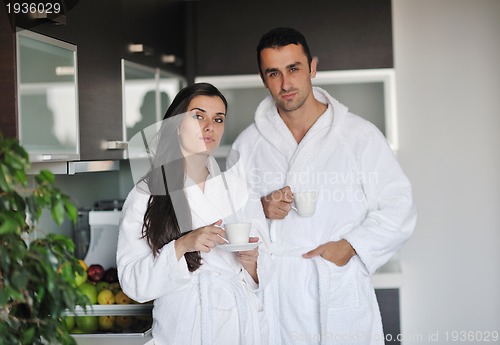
{"left": 35, "top": 169, "right": 55, "bottom": 185}
{"left": 0, "top": 288, "right": 9, "bottom": 305}
{"left": 36, "top": 285, "right": 46, "bottom": 304}
{"left": 21, "top": 326, "right": 35, "bottom": 345}
{"left": 13, "top": 167, "right": 28, "bottom": 187}
{"left": 0, "top": 133, "right": 89, "bottom": 344}
{"left": 0, "top": 213, "right": 22, "bottom": 235}
{"left": 50, "top": 199, "right": 65, "bottom": 226}
{"left": 11, "top": 270, "right": 29, "bottom": 290}
{"left": 5, "top": 285, "right": 25, "bottom": 301}
{"left": 63, "top": 197, "right": 78, "bottom": 223}
{"left": 4, "top": 150, "right": 25, "bottom": 172}
{"left": 0, "top": 164, "right": 11, "bottom": 192}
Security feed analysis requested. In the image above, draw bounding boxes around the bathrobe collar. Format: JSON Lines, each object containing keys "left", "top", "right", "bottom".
{"left": 254, "top": 87, "right": 349, "bottom": 186}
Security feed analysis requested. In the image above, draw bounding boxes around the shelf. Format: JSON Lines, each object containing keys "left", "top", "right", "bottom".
{"left": 65, "top": 303, "right": 153, "bottom": 317}
{"left": 75, "top": 335, "right": 153, "bottom": 345}
{"left": 73, "top": 328, "right": 152, "bottom": 339}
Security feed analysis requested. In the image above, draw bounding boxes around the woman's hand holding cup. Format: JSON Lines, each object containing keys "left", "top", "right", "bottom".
{"left": 175, "top": 219, "right": 227, "bottom": 259}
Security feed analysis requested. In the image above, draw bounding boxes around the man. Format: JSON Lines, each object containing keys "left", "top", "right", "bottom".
{"left": 228, "top": 27, "right": 417, "bottom": 345}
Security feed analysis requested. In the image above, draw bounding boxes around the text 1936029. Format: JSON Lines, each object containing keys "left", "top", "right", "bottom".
{"left": 6, "top": 1, "right": 61, "bottom": 14}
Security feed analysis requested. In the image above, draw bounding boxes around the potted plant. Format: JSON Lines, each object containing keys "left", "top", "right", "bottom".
{"left": 0, "top": 133, "right": 90, "bottom": 345}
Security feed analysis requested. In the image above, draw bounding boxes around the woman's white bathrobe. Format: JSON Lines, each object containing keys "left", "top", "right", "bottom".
{"left": 228, "top": 87, "right": 417, "bottom": 345}
{"left": 117, "top": 158, "right": 273, "bottom": 345}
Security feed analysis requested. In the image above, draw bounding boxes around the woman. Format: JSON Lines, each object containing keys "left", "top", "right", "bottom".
{"left": 117, "top": 83, "right": 272, "bottom": 345}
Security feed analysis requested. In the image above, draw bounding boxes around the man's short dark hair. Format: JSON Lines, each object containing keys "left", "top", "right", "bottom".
{"left": 257, "top": 27, "right": 313, "bottom": 75}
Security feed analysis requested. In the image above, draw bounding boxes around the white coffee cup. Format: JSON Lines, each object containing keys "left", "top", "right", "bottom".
{"left": 292, "top": 191, "right": 318, "bottom": 217}
{"left": 224, "top": 222, "right": 251, "bottom": 244}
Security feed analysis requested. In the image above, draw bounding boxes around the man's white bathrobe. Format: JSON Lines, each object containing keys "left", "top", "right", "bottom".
{"left": 228, "top": 87, "right": 417, "bottom": 345}
{"left": 117, "top": 158, "right": 272, "bottom": 345}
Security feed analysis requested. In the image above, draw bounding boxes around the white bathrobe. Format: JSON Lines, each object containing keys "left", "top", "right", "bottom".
{"left": 228, "top": 87, "right": 417, "bottom": 345}
{"left": 117, "top": 158, "right": 273, "bottom": 345}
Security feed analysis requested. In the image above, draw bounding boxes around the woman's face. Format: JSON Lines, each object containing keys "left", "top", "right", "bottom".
{"left": 178, "top": 95, "right": 226, "bottom": 156}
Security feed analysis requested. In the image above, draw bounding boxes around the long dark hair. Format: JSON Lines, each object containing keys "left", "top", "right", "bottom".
{"left": 141, "top": 83, "right": 228, "bottom": 272}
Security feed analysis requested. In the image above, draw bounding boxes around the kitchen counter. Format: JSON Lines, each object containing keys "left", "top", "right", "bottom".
{"left": 372, "top": 259, "right": 403, "bottom": 289}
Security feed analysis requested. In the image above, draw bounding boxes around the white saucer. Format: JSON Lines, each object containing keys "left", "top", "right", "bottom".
{"left": 217, "top": 242, "right": 262, "bottom": 252}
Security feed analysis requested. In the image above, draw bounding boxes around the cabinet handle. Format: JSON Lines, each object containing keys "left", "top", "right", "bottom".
{"left": 104, "top": 141, "right": 128, "bottom": 150}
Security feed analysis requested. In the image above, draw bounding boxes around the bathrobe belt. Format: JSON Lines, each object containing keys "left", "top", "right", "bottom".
{"left": 267, "top": 243, "right": 330, "bottom": 345}
{"left": 199, "top": 270, "right": 251, "bottom": 345}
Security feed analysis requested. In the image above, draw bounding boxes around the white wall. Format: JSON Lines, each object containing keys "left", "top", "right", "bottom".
{"left": 393, "top": 0, "right": 500, "bottom": 342}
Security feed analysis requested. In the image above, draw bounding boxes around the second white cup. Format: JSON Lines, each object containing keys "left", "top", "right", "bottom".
{"left": 224, "top": 222, "right": 251, "bottom": 244}
{"left": 293, "top": 191, "right": 319, "bottom": 217}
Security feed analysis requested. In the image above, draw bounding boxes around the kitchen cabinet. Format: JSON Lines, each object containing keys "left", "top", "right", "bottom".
{"left": 0, "top": 0, "right": 187, "bottom": 162}
{"left": 9, "top": 0, "right": 125, "bottom": 161}
{"left": 122, "top": 60, "right": 186, "bottom": 145}
{"left": 197, "top": 68, "right": 398, "bottom": 159}
{"left": 376, "top": 289, "right": 401, "bottom": 345}
{"left": 16, "top": 29, "right": 80, "bottom": 162}
{"left": 373, "top": 259, "right": 403, "bottom": 345}
{"left": 191, "top": 0, "right": 393, "bottom": 76}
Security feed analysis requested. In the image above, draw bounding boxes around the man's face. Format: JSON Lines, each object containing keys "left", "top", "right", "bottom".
{"left": 259, "top": 44, "right": 316, "bottom": 113}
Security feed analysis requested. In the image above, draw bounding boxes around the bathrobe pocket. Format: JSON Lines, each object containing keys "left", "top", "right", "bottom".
{"left": 326, "top": 258, "right": 360, "bottom": 309}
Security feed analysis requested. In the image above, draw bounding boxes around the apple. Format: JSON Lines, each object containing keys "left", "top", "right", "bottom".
{"left": 97, "top": 288, "right": 115, "bottom": 305}
{"left": 108, "top": 282, "right": 121, "bottom": 294}
{"left": 98, "top": 315, "right": 115, "bottom": 331}
{"left": 74, "top": 271, "right": 87, "bottom": 287}
{"left": 65, "top": 316, "right": 75, "bottom": 331}
{"left": 103, "top": 267, "right": 118, "bottom": 283}
{"left": 115, "top": 315, "right": 134, "bottom": 330}
{"left": 70, "top": 328, "right": 85, "bottom": 334}
{"left": 87, "top": 264, "right": 105, "bottom": 282}
{"left": 74, "top": 260, "right": 88, "bottom": 287}
{"left": 75, "top": 316, "right": 98, "bottom": 333}
{"left": 115, "top": 290, "right": 132, "bottom": 305}
{"left": 95, "top": 281, "right": 110, "bottom": 293}
{"left": 78, "top": 281, "right": 97, "bottom": 305}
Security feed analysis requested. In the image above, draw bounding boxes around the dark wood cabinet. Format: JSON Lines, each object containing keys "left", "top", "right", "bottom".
{"left": 192, "top": 0, "right": 393, "bottom": 76}
{"left": 0, "top": 0, "right": 186, "bottom": 161}
{"left": 30, "top": 0, "right": 124, "bottom": 160}
{"left": 1, "top": 0, "right": 393, "bottom": 159}
{"left": 0, "top": 8, "right": 17, "bottom": 139}
{"left": 376, "top": 288, "right": 401, "bottom": 345}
